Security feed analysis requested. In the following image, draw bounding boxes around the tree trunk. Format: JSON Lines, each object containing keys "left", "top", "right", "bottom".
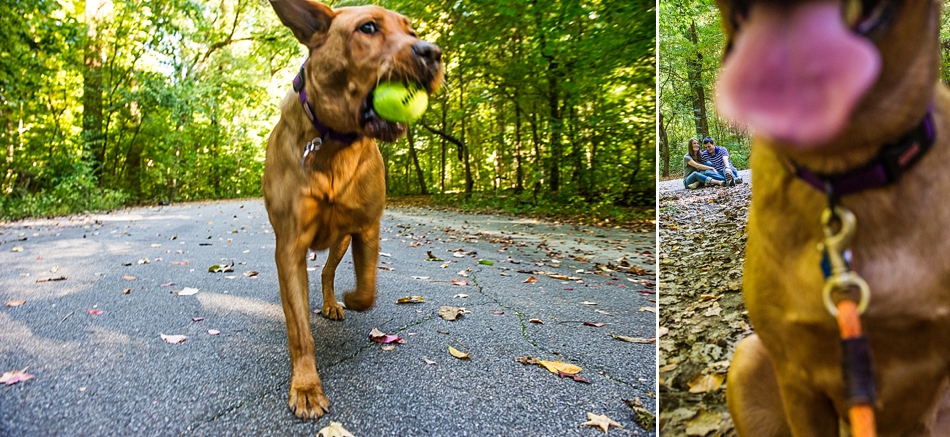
{"left": 688, "top": 20, "right": 710, "bottom": 138}
{"left": 514, "top": 101, "right": 524, "bottom": 193}
{"left": 440, "top": 100, "right": 447, "bottom": 193}
{"left": 544, "top": 50, "right": 562, "bottom": 193}
{"left": 407, "top": 128, "right": 428, "bottom": 195}
{"left": 659, "top": 111, "right": 670, "bottom": 177}
{"left": 458, "top": 67, "right": 473, "bottom": 194}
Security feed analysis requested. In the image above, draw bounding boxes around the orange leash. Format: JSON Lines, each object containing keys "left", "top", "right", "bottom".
{"left": 836, "top": 300, "right": 876, "bottom": 437}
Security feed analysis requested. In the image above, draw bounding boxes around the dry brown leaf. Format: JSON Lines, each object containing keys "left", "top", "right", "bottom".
{"left": 514, "top": 356, "right": 539, "bottom": 365}
{"left": 439, "top": 306, "right": 469, "bottom": 321}
{"left": 685, "top": 408, "right": 722, "bottom": 436}
{"left": 523, "top": 275, "right": 538, "bottom": 283}
{"left": 0, "top": 367, "right": 34, "bottom": 385}
{"left": 123, "top": 275, "right": 136, "bottom": 281}
{"left": 160, "top": 333, "right": 187, "bottom": 344}
{"left": 448, "top": 346, "right": 470, "bottom": 359}
{"left": 396, "top": 296, "right": 425, "bottom": 304}
{"left": 537, "top": 360, "right": 582, "bottom": 375}
{"left": 611, "top": 334, "right": 655, "bottom": 344}
{"left": 639, "top": 306, "right": 656, "bottom": 313}
{"left": 687, "top": 372, "right": 724, "bottom": 394}
{"left": 580, "top": 412, "right": 623, "bottom": 433}
{"left": 528, "top": 318, "right": 544, "bottom": 324}
{"left": 36, "top": 276, "right": 67, "bottom": 283}
{"left": 6, "top": 300, "right": 26, "bottom": 307}
{"left": 317, "top": 421, "right": 355, "bottom": 437}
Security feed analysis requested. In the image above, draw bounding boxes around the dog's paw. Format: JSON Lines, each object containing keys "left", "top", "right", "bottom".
{"left": 321, "top": 301, "right": 345, "bottom": 321}
{"left": 288, "top": 373, "right": 330, "bottom": 421}
{"left": 343, "top": 290, "right": 376, "bottom": 312}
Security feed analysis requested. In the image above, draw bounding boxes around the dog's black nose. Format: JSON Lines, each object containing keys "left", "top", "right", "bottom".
{"left": 412, "top": 41, "right": 442, "bottom": 64}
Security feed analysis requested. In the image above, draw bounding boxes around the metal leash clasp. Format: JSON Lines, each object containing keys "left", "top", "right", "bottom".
{"left": 301, "top": 136, "right": 323, "bottom": 169}
{"left": 820, "top": 205, "right": 871, "bottom": 316}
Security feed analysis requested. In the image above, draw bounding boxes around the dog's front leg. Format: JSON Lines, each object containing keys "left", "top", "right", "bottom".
{"left": 275, "top": 232, "right": 330, "bottom": 420}
{"left": 343, "top": 227, "right": 379, "bottom": 311}
{"left": 320, "top": 235, "right": 350, "bottom": 320}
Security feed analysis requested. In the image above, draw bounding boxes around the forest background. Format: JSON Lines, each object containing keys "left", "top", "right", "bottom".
{"left": 0, "top": 0, "right": 655, "bottom": 221}
{"left": 658, "top": 0, "right": 950, "bottom": 179}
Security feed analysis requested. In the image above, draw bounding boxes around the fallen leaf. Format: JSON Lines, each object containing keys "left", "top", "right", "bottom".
{"left": 594, "top": 309, "right": 612, "bottom": 316}
{"left": 685, "top": 409, "right": 721, "bottom": 436}
{"left": 625, "top": 397, "right": 656, "bottom": 430}
{"left": 639, "top": 306, "right": 656, "bottom": 313}
{"left": 478, "top": 259, "right": 494, "bottom": 266}
{"left": 192, "top": 317, "right": 205, "bottom": 322}
{"left": 151, "top": 244, "right": 162, "bottom": 248}
{"left": 123, "top": 275, "right": 136, "bottom": 281}
{"left": 688, "top": 373, "right": 725, "bottom": 394}
{"left": 538, "top": 360, "right": 582, "bottom": 375}
{"left": 439, "top": 306, "right": 469, "bottom": 321}
{"left": 122, "top": 289, "right": 131, "bottom": 294}
{"left": 492, "top": 310, "right": 504, "bottom": 315}
{"left": 557, "top": 370, "right": 590, "bottom": 383}
{"left": 411, "top": 276, "right": 430, "bottom": 280}
{"left": 397, "top": 296, "right": 426, "bottom": 304}
{"left": 423, "top": 358, "right": 436, "bottom": 365}
{"left": 6, "top": 300, "right": 26, "bottom": 307}
{"left": 160, "top": 333, "right": 187, "bottom": 344}
{"left": 453, "top": 251, "right": 467, "bottom": 258}
{"left": 170, "top": 261, "right": 188, "bottom": 266}
{"left": 159, "top": 282, "right": 176, "bottom": 287}
{"left": 451, "top": 279, "right": 467, "bottom": 286}
{"left": 583, "top": 322, "right": 605, "bottom": 327}
{"left": 580, "top": 301, "right": 598, "bottom": 305}
{"left": 580, "top": 412, "right": 623, "bottom": 433}
{"left": 514, "top": 356, "right": 539, "bottom": 365}
{"left": 381, "top": 344, "right": 395, "bottom": 351}
{"left": 448, "top": 346, "right": 470, "bottom": 359}
{"left": 378, "top": 266, "right": 394, "bottom": 271}
{"left": 208, "top": 264, "right": 233, "bottom": 273}
{"left": 174, "top": 287, "right": 199, "bottom": 296}
{"left": 36, "top": 276, "right": 67, "bottom": 283}
{"left": 611, "top": 334, "right": 655, "bottom": 344}
{"left": 548, "top": 274, "right": 569, "bottom": 280}
{"left": 316, "top": 421, "right": 355, "bottom": 437}
{"left": 379, "top": 252, "right": 391, "bottom": 257}
{"left": 86, "top": 308, "right": 103, "bottom": 315}
{"left": 453, "top": 294, "right": 469, "bottom": 298}
{"left": 207, "top": 329, "right": 220, "bottom": 335}
{"left": 50, "top": 266, "right": 59, "bottom": 273}
{"left": 425, "top": 250, "right": 443, "bottom": 261}
{"left": 11, "top": 246, "right": 22, "bottom": 252}
{"left": 368, "top": 327, "right": 402, "bottom": 344}
{"left": 242, "top": 270, "right": 259, "bottom": 278}
{"left": 137, "top": 258, "right": 149, "bottom": 265}
{"left": 528, "top": 318, "right": 544, "bottom": 324}
{"left": 0, "top": 367, "right": 34, "bottom": 385}
{"left": 523, "top": 276, "right": 538, "bottom": 283}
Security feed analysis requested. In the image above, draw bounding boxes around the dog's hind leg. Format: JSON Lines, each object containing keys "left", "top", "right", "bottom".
{"left": 275, "top": 230, "right": 330, "bottom": 420}
{"left": 727, "top": 334, "right": 793, "bottom": 437}
{"left": 320, "top": 235, "right": 350, "bottom": 320}
{"left": 343, "top": 226, "right": 379, "bottom": 311}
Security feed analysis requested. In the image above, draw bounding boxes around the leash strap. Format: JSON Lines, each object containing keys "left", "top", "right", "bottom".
{"left": 837, "top": 300, "right": 877, "bottom": 437}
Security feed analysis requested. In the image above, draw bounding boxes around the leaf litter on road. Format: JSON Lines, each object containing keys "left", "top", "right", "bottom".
{"left": 160, "top": 333, "right": 187, "bottom": 344}
{"left": 659, "top": 183, "right": 752, "bottom": 436}
{"left": 580, "top": 412, "right": 623, "bottom": 433}
{"left": 438, "top": 306, "right": 469, "bottom": 321}
{"left": 448, "top": 346, "right": 470, "bottom": 360}
{"left": 316, "top": 421, "right": 355, "bottom": 437}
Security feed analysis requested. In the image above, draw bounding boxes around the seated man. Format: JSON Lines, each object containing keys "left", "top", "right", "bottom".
{"left": 699, "top": 137, "right": 743, "bottom": 185}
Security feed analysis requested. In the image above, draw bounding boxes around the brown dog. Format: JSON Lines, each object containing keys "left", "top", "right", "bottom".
{"left": 715, "top": 0, "right": 950, "bottom": 435}
{"left": 263, "top": 0, "right": 441, "bottom": 420}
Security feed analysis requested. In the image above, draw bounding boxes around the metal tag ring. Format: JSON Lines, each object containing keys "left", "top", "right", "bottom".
{"left": 822, "top": 272, "right": 871, "bottom": 317}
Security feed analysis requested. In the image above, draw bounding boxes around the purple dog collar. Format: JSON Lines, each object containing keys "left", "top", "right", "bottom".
{"left": 788, "top": 105, "right": 936, "bottom": 198}
{"left": 293, "top": 59, "right": 362, "bottom": 146}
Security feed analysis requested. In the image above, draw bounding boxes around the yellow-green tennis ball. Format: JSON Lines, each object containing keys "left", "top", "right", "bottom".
{"left": 373, "top": 81, "right": 428, "bottom": 124}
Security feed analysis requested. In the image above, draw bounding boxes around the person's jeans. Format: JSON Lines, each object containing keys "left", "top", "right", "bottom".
{"left": 684, "top": 171, "right": 714, "bottom": 188}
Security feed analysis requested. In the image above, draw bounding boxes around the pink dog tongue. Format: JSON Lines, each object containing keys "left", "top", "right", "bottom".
{"left": 716, "top": 2, "right": 881, "bottom": 148}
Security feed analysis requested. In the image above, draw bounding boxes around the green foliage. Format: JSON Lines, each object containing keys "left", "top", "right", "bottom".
{"left": 0, "top": 0, "right": 654, "bottom": 220}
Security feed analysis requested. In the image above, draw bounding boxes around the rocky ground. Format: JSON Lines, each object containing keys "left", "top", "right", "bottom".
{"left": 658, "top": 182, "right": 752, "bottom": 436}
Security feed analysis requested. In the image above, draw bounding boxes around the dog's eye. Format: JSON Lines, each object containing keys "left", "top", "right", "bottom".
{"left": 359, "top": 22, "right": 378, "bottom": 34}
{"left": 408, "top": 30, "right": 418, "bottom": 38}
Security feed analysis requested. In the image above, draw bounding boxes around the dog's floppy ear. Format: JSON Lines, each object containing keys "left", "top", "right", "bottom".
{"left": 269, "top": 0, "right": 335, "bottom": 48}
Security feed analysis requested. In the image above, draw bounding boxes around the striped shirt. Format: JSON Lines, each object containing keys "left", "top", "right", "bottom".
{"left": 700, "top": 146, "right": 730, "bottom": 172}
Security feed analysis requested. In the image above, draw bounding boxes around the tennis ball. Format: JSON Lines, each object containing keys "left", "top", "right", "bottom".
{"left": 373, "top": 81, "right": 428, "bottom": 124}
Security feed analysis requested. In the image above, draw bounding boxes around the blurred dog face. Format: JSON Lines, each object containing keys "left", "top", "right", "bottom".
{"left": 715, "top": 0, "right": 939, "bottom": 154}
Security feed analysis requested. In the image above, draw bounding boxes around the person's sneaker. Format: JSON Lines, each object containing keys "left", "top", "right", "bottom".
{"left": 687, "top": 181, "right": 701, "bottom": 189}
{"left": 735, "top": 176, "right": 744, "bottom": 184}
{"left": 724, "top": 171, "right": 734, "bottom": 186}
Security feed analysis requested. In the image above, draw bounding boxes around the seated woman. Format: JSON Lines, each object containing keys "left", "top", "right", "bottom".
{"left": 683, "top": 138, "right": 728, "bottom": 189}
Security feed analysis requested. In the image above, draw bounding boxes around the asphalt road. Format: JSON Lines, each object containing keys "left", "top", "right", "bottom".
{"left": 0, "top": 200, "right": 656, "bottom": 436}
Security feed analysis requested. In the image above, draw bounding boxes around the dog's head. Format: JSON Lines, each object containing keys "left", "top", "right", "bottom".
{"left": 715, "top": 0, "right": 940, "bottom": 155}
{"left": 270, "top": 0, "right": 443, "bottom": 142}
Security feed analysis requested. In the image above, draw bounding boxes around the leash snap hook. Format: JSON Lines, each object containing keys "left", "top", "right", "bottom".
{"left": 820, "top": 205, "right": 870, "bottom": 316}
{"left": 301, "top": 136, "right": 323, "bottom": 169}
